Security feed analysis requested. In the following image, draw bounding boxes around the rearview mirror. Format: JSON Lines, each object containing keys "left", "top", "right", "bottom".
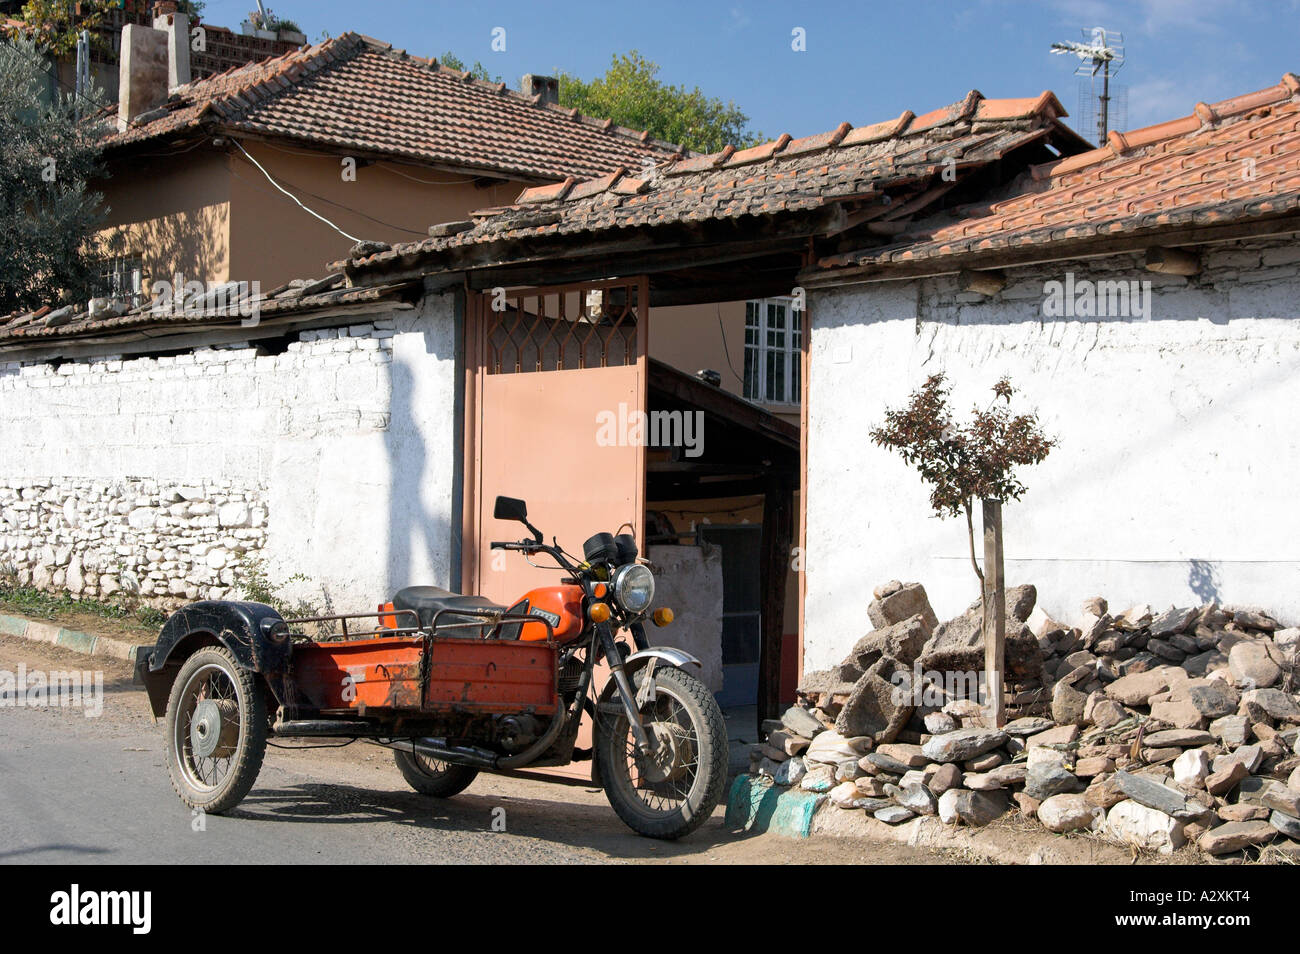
{"left": 494, "top": 496, "right": 528, "bottom": 522}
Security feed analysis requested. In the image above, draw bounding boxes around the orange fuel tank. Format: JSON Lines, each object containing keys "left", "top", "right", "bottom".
{"left": 514, "top": 584, "right": 585, "bottom": 643}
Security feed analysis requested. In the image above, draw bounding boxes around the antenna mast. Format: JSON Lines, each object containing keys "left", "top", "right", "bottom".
{"left": 1051, "top": 28, "right": 1125, "bottom": 146}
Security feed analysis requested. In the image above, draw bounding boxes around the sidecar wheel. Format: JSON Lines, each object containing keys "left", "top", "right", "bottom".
{"left": 394, "top": 748, "right": 479, "bottom": 797}
{"left": 164, "top": 646, "right": 267, "bottom": 814}
{"left": 595, "top": 666, "right": 727, "bottom": 840}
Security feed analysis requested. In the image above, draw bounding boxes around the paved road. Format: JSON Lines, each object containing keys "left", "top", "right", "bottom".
{"left": 0, "top": 634, "right": 940, "bottom": 865}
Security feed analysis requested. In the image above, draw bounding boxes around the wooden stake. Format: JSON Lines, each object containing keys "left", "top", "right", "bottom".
{"left": 981, "top": 498, "right": 1006, "bottom": 728}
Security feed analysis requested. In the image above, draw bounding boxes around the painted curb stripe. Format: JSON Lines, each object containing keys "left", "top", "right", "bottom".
{"left": 0, "top": 615, "right": 27, "bottom": 636}
{"left": 724, "top": 774, "right": 825, "bottom": 838}
{"left": 0, "top": 612, "right": 149, "bottom": 660}
{"left": 55, "top": 629, "right": 98, "bottom": 654}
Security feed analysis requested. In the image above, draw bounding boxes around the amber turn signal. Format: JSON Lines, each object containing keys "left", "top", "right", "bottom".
{"left": 592, "top": 582, "right": 608, "bottom": 599}
{"left": 651, "top": 607, "right": 675, "bottom": 627}
{"left": 589, "top": 602, "right": 612, "bottom": 623}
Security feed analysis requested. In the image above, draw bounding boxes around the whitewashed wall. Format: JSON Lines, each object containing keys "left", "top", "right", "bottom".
{"left": 0, "top": 290, "right": 459, "bottom": 612}
{"left": 803, "top": 239, "right": 1300, "bottom": 673}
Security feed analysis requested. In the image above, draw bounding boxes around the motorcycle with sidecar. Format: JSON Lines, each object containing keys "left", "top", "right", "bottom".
{"left": 134, "top": 496, "right": 728, "bottom": 839}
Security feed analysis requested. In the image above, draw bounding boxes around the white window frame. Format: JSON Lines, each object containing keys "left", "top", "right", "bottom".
{"left": 743, "top": 296, "right": 801, "bottom": 405}
{"left": 93, "top": 254, "right": 145, "bottom": 308}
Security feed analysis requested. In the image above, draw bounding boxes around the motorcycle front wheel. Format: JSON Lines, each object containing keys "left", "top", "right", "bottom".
{"left": 594, "top": 666, "right": 727, "bottom": 840}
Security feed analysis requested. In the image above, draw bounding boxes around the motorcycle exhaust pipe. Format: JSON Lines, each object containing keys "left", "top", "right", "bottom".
{"left": 381, "top": 664, "right": 591, "bottom": 771}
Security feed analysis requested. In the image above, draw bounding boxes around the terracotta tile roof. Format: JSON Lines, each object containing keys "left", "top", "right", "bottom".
{"left": 817, "top": 72, "right": 1300, "bottom": 273}
{"left": 0, "top": 275, "right": 417, "bottom": 347}
{"left": 344, "top": 89, "right": 1084, "bottom": 275}
{"left": 106, "top": 32, "right": 684, "bottom": 181}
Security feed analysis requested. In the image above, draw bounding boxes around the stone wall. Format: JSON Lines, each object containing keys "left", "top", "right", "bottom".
{"left": 803, "top": 237, "right": 1300, "bottom": 674}
{"left": 0, "top": 290, "right": 460, "bottom": 611}
{"left": 0, "top": 477, "right": 265, "bottom": 601}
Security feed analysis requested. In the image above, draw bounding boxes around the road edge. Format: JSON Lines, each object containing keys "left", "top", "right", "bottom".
{"left": 0, "top": 611, "right": 148, "bottom": 663}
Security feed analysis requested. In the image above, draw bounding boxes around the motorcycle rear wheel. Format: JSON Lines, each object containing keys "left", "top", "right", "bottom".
{"left": 595, "top": 666, "right": 727, "bottom": 840}
{"left": 393, "top": 747, "right": 479, "bottom": 797}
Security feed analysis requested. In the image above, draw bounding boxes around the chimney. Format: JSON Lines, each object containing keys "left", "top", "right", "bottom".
{"left": 152, "top": 7, "right": 192, "bottom": 90}
{"left": 521, "top": 74, "right": 559, "bottom": 106}
{"left": 117, "top": 25, "right": 170, "bottom": 131}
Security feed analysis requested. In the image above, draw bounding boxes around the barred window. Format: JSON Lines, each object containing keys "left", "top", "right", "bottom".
{"left": 93, "top": 255, "right": 145, "bottom": 307}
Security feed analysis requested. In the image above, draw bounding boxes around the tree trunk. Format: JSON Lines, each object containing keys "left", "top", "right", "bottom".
{"left": 981, "top": 499, "right": 1006, "bottom": 728}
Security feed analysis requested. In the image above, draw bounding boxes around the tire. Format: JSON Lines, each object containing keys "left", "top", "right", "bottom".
{"left": 164, "top": 645, "right": 267, "bottom": 814}
{"left": 595, "top": 666, "right": 727, "bottom": 840}
{"left": 393, "top": 748, "right": 479, "bottom": 797}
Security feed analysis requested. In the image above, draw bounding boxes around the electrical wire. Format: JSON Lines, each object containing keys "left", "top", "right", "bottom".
{"left": 716, "top": 304, "right": 745, "bottom": 386}
{"left": 230, "top": 136, "right": 366, "bottom": 242}
{"left": 227, "top": 164, "right": 431, "bottom": 238}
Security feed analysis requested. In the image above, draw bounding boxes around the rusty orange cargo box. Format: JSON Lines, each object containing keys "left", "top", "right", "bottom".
{"left": 291, "top": 635, "right": 557, "bottom": 715}
{"left": 425, "top": 637, "right": 557, "bottom": 715}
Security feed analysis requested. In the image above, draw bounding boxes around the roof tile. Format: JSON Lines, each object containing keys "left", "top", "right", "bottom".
{"left": 105, "top": 33, "right": 684, "bottom": 181}
{"left": 827, "top": 72, "right": 1300, "bottom": 272}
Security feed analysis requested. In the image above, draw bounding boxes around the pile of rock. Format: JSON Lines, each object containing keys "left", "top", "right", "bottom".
{"left": 752, "top": 582, "right": 1300, "bottom": 857}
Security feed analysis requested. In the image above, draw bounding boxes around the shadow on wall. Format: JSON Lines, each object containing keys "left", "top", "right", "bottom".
{"left": 99, "top": 203, "right": 230, "bottom": 293}
{"left": 1187, "top": 558, "right": 1222, "bottom": 604}
{"left": 384, "top": 344, "right": 450, "bottom": 597}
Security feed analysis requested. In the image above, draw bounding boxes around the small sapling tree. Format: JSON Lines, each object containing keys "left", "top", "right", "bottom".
{"left": 870, "top": 374, "right": 1055, "bottom": 597}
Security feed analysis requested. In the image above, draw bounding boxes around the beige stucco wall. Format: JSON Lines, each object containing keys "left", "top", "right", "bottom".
{"left": 227, "top": 141, "right": 522, "bottom": 287}
{"left": 94, "top": 141, "right": 524, "bottom": 293}
{"left": 94, "top": 148, "right": 233, "bottom": 290}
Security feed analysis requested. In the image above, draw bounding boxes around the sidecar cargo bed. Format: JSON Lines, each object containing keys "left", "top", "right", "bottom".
{"left": 292, "top": 635, "right": 557, "bottom": 715}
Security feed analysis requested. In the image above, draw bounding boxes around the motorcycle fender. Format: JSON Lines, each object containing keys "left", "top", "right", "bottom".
{"left": 136, "top": 600, "right": 291, "bottom": 717}
{"left": 590, "top": 646, "right": 702, "bottom": 787}
{"left": 623, "top": 647, "right": 702, "bottom": 672}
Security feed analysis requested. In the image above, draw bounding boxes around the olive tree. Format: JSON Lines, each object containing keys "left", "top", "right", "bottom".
{"left": 0, "top": 35, "right": 106, "bottom": 315}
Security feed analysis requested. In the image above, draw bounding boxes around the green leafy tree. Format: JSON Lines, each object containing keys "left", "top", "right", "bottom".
{"left": 0, "top": 35, "right": 106, "bottom": 315}
{"left": 871, "top": 375, "right": 1055, "bottom": 595}
{"left": 4, "top": 0, "right": 118, "bottom": 57}
{"left": 558, "top": 51, "right": 762, "bottom": 154}
{"left": 438, "top": 50, "right": 499, "bottom": 83}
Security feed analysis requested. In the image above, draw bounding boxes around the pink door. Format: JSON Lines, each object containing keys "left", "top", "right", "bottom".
{"left": 463, "top": 278, "right": 649, "bottom": 606}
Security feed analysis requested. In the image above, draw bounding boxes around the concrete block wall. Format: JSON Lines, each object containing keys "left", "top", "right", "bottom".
{"left": 802, "top": 237, "right": 1300, "bottom": 673}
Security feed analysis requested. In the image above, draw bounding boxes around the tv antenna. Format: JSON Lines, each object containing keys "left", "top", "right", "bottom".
{"left": 1051, "top": 27, "right": 1125, "bottom": 146}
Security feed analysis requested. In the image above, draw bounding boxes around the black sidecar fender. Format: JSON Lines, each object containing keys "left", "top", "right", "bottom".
{"left": 135, "top": 600, "right": 291, "bottom": 717}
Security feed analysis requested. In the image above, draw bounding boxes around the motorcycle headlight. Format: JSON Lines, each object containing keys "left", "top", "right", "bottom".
{"left": 612, "top": 563, "right": 655, "bottom": 615}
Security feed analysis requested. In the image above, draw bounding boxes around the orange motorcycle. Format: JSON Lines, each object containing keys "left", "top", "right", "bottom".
{"left": 134, "top": 496, "right": 728, "bottom": 839}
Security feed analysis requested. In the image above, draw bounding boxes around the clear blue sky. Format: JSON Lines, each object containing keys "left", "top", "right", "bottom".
{"left": 203, "top": 0, "right": 1300, "bottom": 144}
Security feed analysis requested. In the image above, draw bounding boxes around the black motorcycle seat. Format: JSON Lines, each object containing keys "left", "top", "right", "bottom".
{"left": 392, "top": 586, "right": 505, "bottom": 634}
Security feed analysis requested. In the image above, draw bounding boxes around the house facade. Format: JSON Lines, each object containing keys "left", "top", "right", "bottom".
{"left": 9, "top": 59, "right": 1295, "bottom": 715}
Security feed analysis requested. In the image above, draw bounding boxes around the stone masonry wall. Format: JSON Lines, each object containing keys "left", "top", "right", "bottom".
{"left": 0, "top": 477, "right": 266, "bottom": 601}
{"left": 0, "top": 295, "right": 459, "bottom": 610}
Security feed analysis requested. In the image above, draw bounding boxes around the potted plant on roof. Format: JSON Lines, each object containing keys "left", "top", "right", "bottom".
{"left": 241, "top": 7, "right": 303, "bottom": 44}
{"left": 241, "top": 8, "right": 275, "bottom": 40}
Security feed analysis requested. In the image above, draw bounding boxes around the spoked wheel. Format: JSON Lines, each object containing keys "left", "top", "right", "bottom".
{"left": 595, "top": 666, "right": 727, "bottom": 839}
{"left": 393, "top": 747, "right": 479, "bottom": 797}
{"left": 164, "top": 646, "right": 267, "bottom": 813}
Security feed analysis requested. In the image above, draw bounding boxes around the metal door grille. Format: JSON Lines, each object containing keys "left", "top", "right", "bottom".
{"left": 482, "top": 278, "right": 645, "bottom": 374}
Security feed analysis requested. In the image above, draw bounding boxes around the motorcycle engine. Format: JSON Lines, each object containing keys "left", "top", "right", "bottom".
{"left": 498, "top": 714, "right": 540, "bottom": 753}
